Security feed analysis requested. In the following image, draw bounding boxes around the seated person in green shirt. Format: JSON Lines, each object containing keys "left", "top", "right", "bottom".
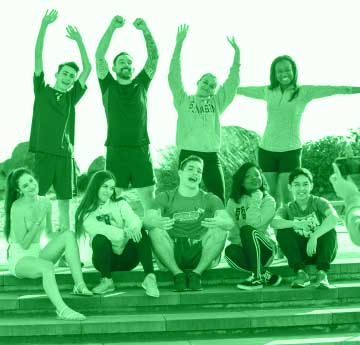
{"left": 144, "top": 155, "right": 233, "bottom": 291}
{"left": 272, "top": 168, "right": 339, "bottom": 289}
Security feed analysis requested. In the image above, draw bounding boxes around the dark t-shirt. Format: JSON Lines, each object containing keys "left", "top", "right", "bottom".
{"left": 155, "top": 188, "right": 224, "bottom": 239}
{"left": 98, "top": 70, "right": 151, "bottom": 147}
{"left": 29, "top": 72, "right": 86, "bottom": 157}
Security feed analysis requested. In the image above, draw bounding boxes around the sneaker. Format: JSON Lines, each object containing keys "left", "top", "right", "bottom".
{"left": 237, "top": 276, "right": 263, "bottom": 290}
{"left": 173, "top": 272, "right": 187, "bottom": 292}
{"left": 291, "top": 270, "right": 310, "bottom": 288}
{"left": 314, "top": 270, "right": 332, "bottom": 289}
{"left": 92, "top": 277, "right": 115, "bottom": 294}
{"left": 142, "top": 273, "right": 160, "bottom": 298}
{"left": 262, "top": 270, "right": 282, "bottom": 287}
{"left": 188, "top": 271, "right": 203, "bottom": 291}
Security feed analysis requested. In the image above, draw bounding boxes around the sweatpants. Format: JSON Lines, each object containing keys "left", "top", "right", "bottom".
{"left": 225, "top": 225, "right": 276, "bottom": 278}
{"left": 92, "top": 229, "right": 155, "bottom": 278}
{"left": 179, "top": 149, "right": 225, "bottom": 203}
{"left": 276, "top": 228, "right": 337, "bottom": 273}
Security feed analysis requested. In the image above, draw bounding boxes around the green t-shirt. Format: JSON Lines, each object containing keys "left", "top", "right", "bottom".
{"left": 155, "top": 188, "right": 224, "bottom": 239}
{"left": 29, "top": 72, "right": 86, "bottom": 157}
{"left": 99, "top": 70, "right": 151, "bottom": 147}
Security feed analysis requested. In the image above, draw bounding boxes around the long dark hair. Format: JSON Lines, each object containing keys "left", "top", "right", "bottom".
{"left": 229, "top": 162, "right": 268, "bottom": 203}
{"left": 4, "top": 168, "right": 34, "bottom": 242}
{"left": 75, "top": 170, "right": 117, "bottom": 239}
{"left": 269, "top": 55, "right": 299, "bottom": 101}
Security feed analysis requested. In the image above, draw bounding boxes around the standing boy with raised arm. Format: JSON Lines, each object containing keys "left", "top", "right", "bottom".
{"left": 95, "top": 16, "right": 158, "bottom": 210}
{"left": 30, "top": 10, "right": 91, "bottom": 233}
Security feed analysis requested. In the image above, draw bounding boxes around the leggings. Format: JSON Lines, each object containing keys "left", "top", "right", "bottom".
{"left": 225, "top": 225, "right": 276, "bottom": 278}
{"left": 92, "top": 229, "right": 154, "bottom": 278}
{"left": 179, "top": 149, "right": 225, "bottom": 203}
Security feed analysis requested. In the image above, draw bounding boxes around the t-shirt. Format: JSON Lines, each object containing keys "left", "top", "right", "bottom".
{"left": 276, "top": 195, "right": 334, "bottom": 235}
{"left": 29, "top": 72, "right": 86, "bottom": 157}
{"left": 155, "top": 188, "right": 224, "bottom": 239}
{"left": 99, "top": 70, "right": 151, "bottom": 147}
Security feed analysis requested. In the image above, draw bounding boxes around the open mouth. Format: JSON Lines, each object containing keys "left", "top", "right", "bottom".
{"left": 188, "top": 177, "right": 198, "bottom": 183}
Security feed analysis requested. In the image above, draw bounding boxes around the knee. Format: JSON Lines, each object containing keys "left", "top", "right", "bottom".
{"left": 148, "top": 228, "right": 168, "bottom": 241}
{"left": 224, "top": 244, "right": 239, "bottom": 260}
{"left": 92, "top": 234, "right": 111, "bottom": 249}
{"left": 240, "top": 225, "right": 255, "bottom": 240}
{"left": 206, "top": 228, "right": 227, "bottom": 244}
{"left": 61, "top": 230, "right": 76, "bottom": 242}
{"left": 40, "top": 260, "right": 54, "bottom": 274}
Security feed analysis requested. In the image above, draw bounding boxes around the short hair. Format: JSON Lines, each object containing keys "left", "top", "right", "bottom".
{"left": 113, "top": 52, "right": 133, "bottom": 66}
{"left": 179, "top": 155, "right": 204, "bottom": 170}
{"left": 199, "top": 73, "right": 217, "bottom": 82}
{"left": 57, "top": 61, "right": 80, "bottom": 74}
{"left": 289, "top": 167, "right": 313, "bottom": 185}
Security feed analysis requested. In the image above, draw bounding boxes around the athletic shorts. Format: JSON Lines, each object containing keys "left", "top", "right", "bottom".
{"left": 34, "top": 152, "right": 76, "bottom": 199}
{"left": 258, "top": 147, "right": 302, "bottom": 173}
{"left": 106, "top": 145, "right": 156, "bottom": 188}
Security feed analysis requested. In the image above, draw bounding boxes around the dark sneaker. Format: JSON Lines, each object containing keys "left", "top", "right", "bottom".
{"left": 173, "top": 273, "right": 187, "bottom": 292}
{"left": 262, "top": 270, "right": 282, "bottom": 287}
{"left": 237, "top": 276, "right": 263, "bottom": 290}
{"left": 291, "top": 269, "right": 310, "bottom": 288}
{"left": 314, "top": 270, "right": 332, "bottom": 289}
{"left": 188, "top": 271, "right": 203, "bottom": 291}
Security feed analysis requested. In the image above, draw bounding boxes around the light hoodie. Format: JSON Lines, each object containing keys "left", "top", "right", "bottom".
{"left": 226, "top": 192, "right": 276, "bottom": 245}
{"left": 344, "top": 192, "right": 360, "bottom": 246}
{"left": 83, "top": 199, "right": 141, "bottom": 255}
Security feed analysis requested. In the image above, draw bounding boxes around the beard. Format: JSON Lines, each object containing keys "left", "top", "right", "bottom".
{"left": 117, "top": 68, "right": 132, "bottom": 80}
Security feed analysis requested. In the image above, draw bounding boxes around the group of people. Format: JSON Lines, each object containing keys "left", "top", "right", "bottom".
{"left": 3, "top": 9, "right": 360, "bottom": 321}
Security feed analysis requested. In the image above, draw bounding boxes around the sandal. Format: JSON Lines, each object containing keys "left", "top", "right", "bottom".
{"left": 72, "top": 282, "right": 93, "bottom": 296}
{"left": 56, "top": 306, "right": 86, "bottom": 321}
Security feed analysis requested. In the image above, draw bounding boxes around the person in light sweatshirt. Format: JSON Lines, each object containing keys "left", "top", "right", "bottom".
{"left": 168, "top": 24, "right": 240, "bottom": 203}
{"left": 75, "top": 170, "right": 159, "bottom": 297}
{"left": 225, "top": 162, "right": 281, "bottom": 290}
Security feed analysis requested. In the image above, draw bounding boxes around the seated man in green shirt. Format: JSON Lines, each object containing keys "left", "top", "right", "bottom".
{"left": 144, "top": 155, "right": 233, "bottom": 291}
{"left": 272, "top": 168, "right": 339, "bottom": 289}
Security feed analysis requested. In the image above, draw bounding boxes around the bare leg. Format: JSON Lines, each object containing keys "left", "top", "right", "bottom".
{"left": 148, "top": 228, "right": 182, "bottom": 275}
{"left": 136, "top": 185, "right": 155, "bottom": 211}
{"left": 193, "top": 228, "right": 227, "bottom": 275}
{"left": 40, "top": 231, "right": 85, "bottom": 287}
{"left": 263, "top": 172, "right": 280, "bottom": 208}
{"left": 278, "top": 172, "right": 293, "bottom": 205}
{"left": 57, "top": 199, "right": 70, "bottom": 232}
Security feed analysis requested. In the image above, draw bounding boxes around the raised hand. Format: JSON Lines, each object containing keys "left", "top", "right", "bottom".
{"left": 227, "top": 36, "right": 240, "bottom": 52}
{"left": 176, "top": 24, "right": 189, "bottom": 44}
{"left": 330, "top": 163, "right": 358, "bottom": 199}
{"left": 110, "top": 15, "right": 125, "bottom": 29}
{"left": 42, "top": 9, "right": 58, "bottom": 26}
{"left": 133, "top": 18, "right": 148, "bottom": 31}
{"left": 66, "top": 25, "right": 82, "bottom": 42}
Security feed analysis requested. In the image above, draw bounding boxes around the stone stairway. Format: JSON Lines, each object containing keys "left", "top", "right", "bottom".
{"left": 1, "top": 258, "right": 360, "bottom": 344}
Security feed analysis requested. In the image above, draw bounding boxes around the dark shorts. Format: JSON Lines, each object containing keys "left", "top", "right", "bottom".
{"left": 258, "top": 147, "right": 302, "bottom": 173}
{"left": 106, "top": 145, "right": 156, "bottom": 188}
{"left": 174, "top": 238, "right": 203, "bottom": 270}
{"left": 34, "top": 152, "right": 76, "bottom": 199}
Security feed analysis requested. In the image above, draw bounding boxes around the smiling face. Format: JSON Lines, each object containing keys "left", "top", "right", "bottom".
{"left": 97, "top": 179, "right": 116, "bottom": 204}
{"left": 112, "top": 53, "right": 134, "bottom": 80}
{"left": 17, "top": 173, "right": 39, "bottom": 198}
{"left": 289, "top": 174, "right": 313, "bottom": 202}
{"left": 178, "top": 160, "right": 204, "bottom": 189}
{"left": 275, "top": 59, "right": 294, "bottom": 88}
{"left": 242, "top": 167, "right": 263, "bottom": 193}
{"left": 196, "top": 74, "right": 218, "bottom": 98}
{"left": 54, "top": 65, "right": 78, "bottom": 92}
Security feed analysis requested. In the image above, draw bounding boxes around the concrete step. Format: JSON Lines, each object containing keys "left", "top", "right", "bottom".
{"left": 1, "top": 303, "right": 360, "bottom": 340}
{"left": 2, "top": 281, "right": 360, "bottom": 316}
{"left": 1, "top": 258, "right": 360, "bottom": 292}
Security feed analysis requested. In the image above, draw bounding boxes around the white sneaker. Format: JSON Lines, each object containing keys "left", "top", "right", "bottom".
{"left": 92, "top": 277, "right": 115, "bottom": 294}
{"left": 142, "top": 273, "right": 160, "bottom": 298}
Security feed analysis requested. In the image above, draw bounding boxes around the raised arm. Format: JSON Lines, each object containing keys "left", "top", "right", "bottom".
{"left": 133, "top": 18, "right": 159, "bottom": 79}
{"left": 303, "top": 85, "right": 360, "bottom": 102}
{"left": 236, "top": 86, "right": 266, "bottom": 100}
{"left": 168, "top": 25, "right": 188, "bottom": 97}
{"left": 95, "top": 16, "right": 125, "bottom": 80}
{"left": 66, "top": 26, "right": 91, "bottom": 88}
{"left": 35, "top": 9, "right": 58, "bottom": 76}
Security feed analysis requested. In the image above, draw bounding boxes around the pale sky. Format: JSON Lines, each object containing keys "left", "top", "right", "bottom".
{"left": 1, "top": 0, "right": 360, "bottom": 171}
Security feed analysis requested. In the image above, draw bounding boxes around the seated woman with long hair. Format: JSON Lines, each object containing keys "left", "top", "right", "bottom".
{"left": 225, "top": 162, "right": 282, "bottom": 290}
{"left": 75, "top": 170, "right": 159, "bottom": 297}
{"left": 4, "top": 168, "right": 92, "bottom": 321}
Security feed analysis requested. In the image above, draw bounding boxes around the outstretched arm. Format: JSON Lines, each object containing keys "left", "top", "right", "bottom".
{"left": 66, "top": 26, "right": 91, "bottom": 88}
{"left": 168, "top": 24, "right": 188, "bottom": 97}
{"left": 215, "top": 36, "right": 241, "bottom": 114}
{"left": 35, "top": 9, "right": 58, "bottom": 76}
{"left": 133, "top": 18, "right": 159, "bottom": 79}
{"left": 303, "top": 85, "right": 360, "bottom": 102}
{"left": 95, "top": 16, "right": 125, "bottom": 80}
{"left": 237, "top": 87, "right": 266, "bottom": 100}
